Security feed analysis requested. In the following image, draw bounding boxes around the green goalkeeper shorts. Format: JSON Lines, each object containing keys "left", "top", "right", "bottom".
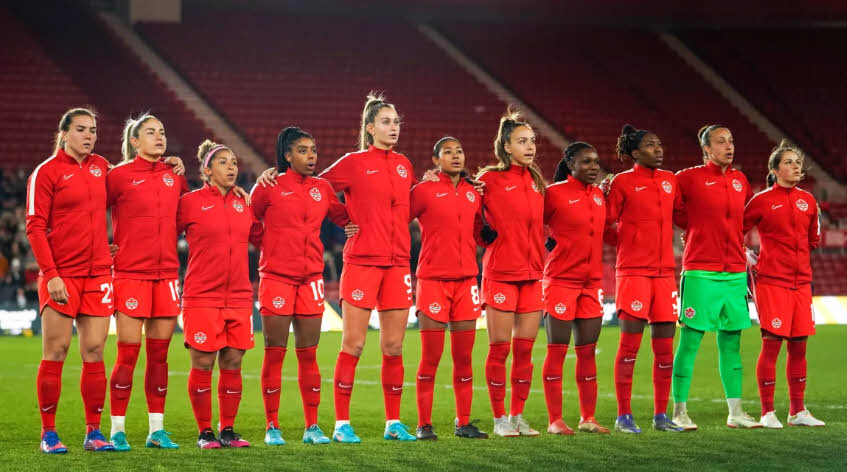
{"left": 679, "top": 270, "right": 751, "bottom": 332}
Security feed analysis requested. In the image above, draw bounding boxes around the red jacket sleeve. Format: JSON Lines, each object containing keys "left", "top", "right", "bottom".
{"left": 809, "top": 198, "right": 821, "bottom": 249}
{"left": 249, "top": 183, "right": 268, "bottom": 222}
{"left": 176, "top": 196, "right": 190, "bottom": 236}
{"left": 604, "top": 178, "right": 624, "bottom": 246}
{"left": 409, "top": 184, "right": 424, "bottom": 222}
{"left": 319, "top": 155, "right": 352, "bottom": 192}
{"left": 249, "top": 218, "right": 264, "bottom": 248}
{"left": 743, "top": 194, "right": 763, "bottom": 235}
{"left": 673, "top": 172, "right": 688, "bottom": 229}
{"left": 179, "top": 175, "right": 190, "bottom": 196}
{"left": 325, "top": 181, "right": 350, "bottom": 227}
{"left": 106, "top": 169, "right": 120, "bottom": 209}
{"left": 25, "top": 166, "right": 59, "bottom": 279}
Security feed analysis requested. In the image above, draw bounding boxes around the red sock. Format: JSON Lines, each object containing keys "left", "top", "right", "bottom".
{"left": 81, "top": 361, "right": 106, "bottom": 432}
{"left": 382, "top": 354, "right": 404, "bottom": 421}
{"left": 451, "top": 329, "right": 475, "bottom": 425}
{"left": 37, "top": 360, "right": 64, "bottom": 433}
{"left": 144, "top": 338, "right": 171, "bottom": 415}
{"left": 651, "top": 336, "right": 674, "bottom": 416}
{"left": 218, "top": 369, "right": 242, "bottom": 429}
{"left": 575, "top": 343, "right": 597, "bottom": 419}
{"left": 510, "top": 337, "right": 535, "bottom": 416}
{"left": 542, "top": 344, "right": 568, "bottom": 423}
{"left": 757, "top": 337, "right": 782, "bottom": 415}
{"left": 261, "top": 346, "right": 286, "bottom": 429}
{"left": 188, "top": 368, "right": 213, "bottom": 431}
{"left": 485, "top": 342, "right": 510, "bottom": 418}
{"left": 296, "top": 346, "right": 321, "bottom": 428}
{"left": 109, "top": 342, "right": 140, "bottom": 417}
{"left": 333, "top": 351, "right": 359, "bottom": 421}
{"left": 417, "top": 330, "right": 444, "bottom": 426}
{"left": 614, "top": 332, "right": 642, "bottom": 416}
{"left": 786, "top": 340, "right": 807, "bottom": 415}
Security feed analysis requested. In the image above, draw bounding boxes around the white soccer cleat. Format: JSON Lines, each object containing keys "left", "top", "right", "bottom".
{"left": 760, "top": 411, "right": 783, "bottom": 429}
{"left": 492, "top": 416, "right": 520, "bottom": 437}
{"left": 727, "top": 412, "right": 763, "bottom": 429}
{"left": 787, "top": 410, "right": 825, "bottom": 427}
{"left": 508, "top": 414, "right": 540, "bottom": 436}
{"left": 672, "top": 404, "right": 698, "bottom": 431}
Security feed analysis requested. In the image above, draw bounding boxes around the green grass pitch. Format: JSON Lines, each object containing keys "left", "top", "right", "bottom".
{"left": 1, "top": 326, "right": 845, "bottom": 471}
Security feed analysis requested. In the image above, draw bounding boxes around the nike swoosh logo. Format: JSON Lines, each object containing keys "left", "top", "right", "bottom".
{"left": 516, "top": 379, "right": 530, "bottom": 383}
{"left": 435, "top": 192, "right": 448, "bottom": 198}
{"left": 196, "top": 388, "right": 211, "bottom": 393}
{"left": 41, "top": 405, "right": 55, "bottom": 411}
{"left": 366, "top": 170, "right": 379, "bottom": 174}
{"left": 771, "top": 204, "right": 782, "bottom": 210}
{"left": 266, "top": 388, "right": 279, "bottom": 394}
{"left": 569, "top": 199, "right": 580, "bottom": 204}
{"left": 585, "top": 376, "right": 597, "bottom": 381}
{"left": 201, "top": 205, "right": 214, "bottom": 211}
{"left": 545, "top": 376, "right": 561, "bottom": 381}
{"left": 490, "top": 381, "right": 504, "bottom": 387}
{"left": 338, "top": 383, "right": 352, "bottom": 389}
{"left": 157, "top": 386, "right": 167, "bottom": 392}
{"left": 763, "top": 381, "right": 775, "bottom": 386}
{"left": 392, "top": 386, "right": 402, "bottom": 391}
{"left": 312, "top": 387, "right": 321, "bottom": 392}
{"left": 226, "top": 390, "right": 241, "bottom": 394}
{"left": 659, "top": 364, "right": 673, "bottom": 369}
{"left": 280, "top": 191, "right": 294, "bottom": 196}
{"left": 799, "top": 378, "right": 806, "bottom": 382}
{"left": 505, "top": 186, "right": 517, "bottom": 191}
{"left": 635, "top": 186, "right": 646, "bottom": 191}
{"left": 417, "top": 375, "right": 432, "bottom": 380}
{"left": 623, "top": 358, "right": 636, "bottom": 363}
{"left": 132, "top": 179, "right": 145, "bottom": 185}
{"left": 705, "top": 181, "right": 717, "bottom": 186}
{"left": 473, "top": 307, "right": 481, "bottom": 311}
{"left": 460, "top": 377, "right": 472, "bottom": 382}
{"left": 97, "top": 407, "right": 103, "bottom": 412}
{"left": 115, "top": 384, "right": 131, "bottom": 389}
{"left": 63, "top": 174, "right": 73, "bottom": 180}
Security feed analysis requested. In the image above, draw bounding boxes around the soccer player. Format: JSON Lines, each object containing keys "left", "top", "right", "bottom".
{"left": 743, "top": 140, "right": 825, "bottom": 428}
{"left": 27, "top": 108, "right": 115, "bottom": 453}
{"left": 541, "top": 142, "right": 610, "bottom": 435}
{"left": 251, "top": 127, "right": 351, "bottom": 445}
{"left": 411, "top": 137, "right": 488, "bottom": 440}
{"left": 105, "top": 113, "right": 189, "bottom": 450}
{"left": 606, "top": 125, "right": 684, "bottom": 433}
{"left": 178, "top": 140, "right": 262, "bottom": 449}
{"left": 672, "top": 125, "right": 762, "bottom": 429}
{"left": 475, "top": 111, "right": 545, "bottom": 437}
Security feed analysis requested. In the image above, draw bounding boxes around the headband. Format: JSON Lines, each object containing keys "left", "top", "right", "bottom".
{"left": 203, "top": 145, "right": 228, "bottom": 169}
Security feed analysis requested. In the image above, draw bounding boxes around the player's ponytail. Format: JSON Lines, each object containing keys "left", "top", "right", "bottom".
{"left": 479, "top": 108, "right": 545, "bottom": 194}
{"left": 121, "top": 112, "right": 159, "bottom": 163}
{"left": 616, "top": 124, "right": 648, "bottom": 163}
{"left": 766, "top": 138, "right": 805, "bottom": 187}
{"left": 555, "top": 141, "right": 593, "bottom": 183}
{"left": 275, "top": 126, "right": 313, "bottom": 173}
{"left": 54, "top": 107, "right": 97, "bottom": 154}
{"left": 359, "top": 91, "right": 397, "bottom": 150}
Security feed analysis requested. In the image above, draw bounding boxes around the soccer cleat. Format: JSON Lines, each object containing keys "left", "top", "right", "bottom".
{"left": 111, "top": 431, "right": 131, "bottom": 451}
{"left": 218, "top": 426, "right": 250, "bottom": 447}
{"left": 787, "top": 410, "right": 825, "bottom": 427}
{"left": 83, "top": 429, "right": 116, "bottom": 451}
{"left": 384, "top": 422, "right": 416, "bottom": 441}
{"left": 415, "top": 424, "right": 438, "bottom": 440}
{"left": 615, "top": 414, "right": 642, "bottom": 433}
{"left": 760, "top": 411, "right": 784, "bottom": 429}
{"left": 493, "top": 416, "right": 520, "bottom": 437}
{"left": 197, "top": 428, "right": 221, "bottom": 449}
{"left": 302, "top": 424, "right": 330, "bottom": 444}
{"left": 333, "top": 424, "right": 361, "bottom": 443}
{"left": 146, "top": 429, "right": 179, "bottom": 449}
{"left": 578, "top": 417, "right": 610, "bottom": 434}
{"left": 509, "top": 414, "right": 540, "bottom": 436}
{"left": 40, "top": 431, "right": 68, "bottom": 454}
{"left": 547, "top": 419, "right": 575, "bottom": 435}
{"left": 672, "top": 410, "right": 698, "bottom": 431}
{"left": 727, "top": 412, "right": 763, "bottom": 429}
{"left": 265, "top": 427, "right": 286, "bottom": 445}
{"left": 455, "top": 419, "right": 488, "bottom": 439}
{"left": 652, "top": 413, "right": 684, "bottom": 432}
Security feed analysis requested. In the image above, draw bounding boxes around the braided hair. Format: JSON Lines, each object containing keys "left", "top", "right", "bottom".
{"left": 615, "top": 124, "right": 649, "bottom": 163}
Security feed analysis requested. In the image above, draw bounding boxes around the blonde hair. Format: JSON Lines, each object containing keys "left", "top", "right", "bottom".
{"left": 358, "top": 91, "right": 397, "bottom": 150}
{"left": 54, "top": 107, "right": 97, "bottom": 154}
{"left": 121, "top": 112, "right": 159, "bottom": 163}
{"left": 477, "top": 109, "right": 545, "bottom": 194}
{"left": 767, "top": 138, "right": 805, "bottom": 187}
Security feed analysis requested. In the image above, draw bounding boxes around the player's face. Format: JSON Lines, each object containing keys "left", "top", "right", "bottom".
{"left": 432, "top": 139, "right": 465, "bottom": 176}
{"left": 505, "top": 125, "right": 536, "bottom": 167}
{"left": 132, "top": 118, "right": 166, "bottom": 159}
{"left": 367, "top": 107, "right": 400, "bottom": 149}
{"left": 774, "top": 150, "right": 803, "bottom": 187}
{"left": 703, "top": 127, "right": 734, "bottom": 168}
{"left": 569, "top": 148, "right": 601, "bottom": 185}
{"left": 205, "top": 149, "right": 238, "bottom": 190}
{"left": 63, "top": 115, "right": 97, "bottom": 158}
{"left": 634, "top": 132, "right": 663, "bottom": 169}
{"left": 287, "top": 137, "right": 317, "bottom": 176}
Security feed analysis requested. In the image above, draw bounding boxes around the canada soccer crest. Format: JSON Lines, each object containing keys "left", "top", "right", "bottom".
{"left": 771, "top": 318, "right": 783, "bottom": 329}
{"left": 194, "top": 332, "right": 207, "bottom": 344}
{"left": 125, "top": 297, "right": 139, "bottom": 311}
{"left": 593, "top": 195, "right": 603, "bottom": 206}
{"left": 796, "top": 199, "right": 808, "bottom": 212}
{"left": 732, "top": 179, "right": 743, "bottom": 192}
{"left": 493, "top": 292, "right": 506, "bottom": 304}
{"left": 429, "top": 303, "right": 442, "bottom": 314}
{"left": 684, "top": 307, "right": 696, "bottom": 319}
{"left": 662, "top": 181, "right": 672, "bottom": 194}
{"left": 351, "top": 289, "right": 364, "bottom": 301}
{"left": 554, "top": 303, "right": 567, "bottom": 314}
{"left": 89, "top": 165, "right": 102, "bottom": 177}
{"left": 310, "top": 187, "right": 322, "bottom": 201}
{"left": 232, "top": 201, "right": 244, "bottom": 212}
{"left": 396, "top": 164, "right": 407, "bottom": 178}
{"left": 631, "top": 300, "right": 643, "bottom": 312}
{"left": 273, "top": 296, "right": 285, "bottom": 309}
{"left": 162, "top": 174, "right": 174, "bottom": 187}
{"left": 466, "top": 191, "right": 475, "bottom": 202}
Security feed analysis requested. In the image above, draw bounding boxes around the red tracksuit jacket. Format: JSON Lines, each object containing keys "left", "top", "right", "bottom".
{"left": 743, "top": 185, "right": 820, "bottom": 289}
{"left": 319, "top": 145, "right": 416, "bottom": 267}
{"left": 476, "top": 165, "right": 545, "bottom": 282}
{"left": 26, "top": 149, "right": 112, "bottom": 279}
{"left": 544, "top": 176, "right": 606, "bottom": 287}
{"left": 107, "top": 156, "right": 190, "bottom": 280}
{"left": 177, "top": 184, "right": 262, "bottom": 308}
{"left": 606, "top": 164, "right": 679, "bottom": 277}
{"left": 674, "top": 160, "right": 753, "bottom": 273}
{"left": 251, "top": 170, "right": 349, "bottom": 285}
{"left": 409, "top": 173, "right": 482, "bottom": 280}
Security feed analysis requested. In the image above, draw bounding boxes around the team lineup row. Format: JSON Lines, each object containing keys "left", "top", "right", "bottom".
{"left": 27, "top": 94, "right": 823, "bottom": 453}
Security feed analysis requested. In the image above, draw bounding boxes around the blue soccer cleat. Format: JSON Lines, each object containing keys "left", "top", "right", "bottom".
{"left": 303, "top": 424, "right": 330, "bottom": 444}
{"left": 384, "top": 422, "right": 416, "bottom": 441}
{"left": 265, "top": 427, "right": 286, "bottom": 445}
{"left": 653, "top": 413, "right": 684, "bottom": 432}
{"left": 110, "top": 431, "right": 131, "bottom": 451}
{"left": 614, "top": 414, "right": 642, "bottom": 434}
{"left": 332, "top": 424, "right": 361, "bottom": 443}
{"left": 83, "top": 429, "right": 116, "bottom": 451}
{"left": 146, "top": 429, "right": 180, "bottom": 448}
{"left": 41, "top": 431, "right": 68, "bottom": 454}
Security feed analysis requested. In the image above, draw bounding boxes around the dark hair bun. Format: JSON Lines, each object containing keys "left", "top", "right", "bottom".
{"left": 622, "top": 124, "right": 637, "bottom": 135}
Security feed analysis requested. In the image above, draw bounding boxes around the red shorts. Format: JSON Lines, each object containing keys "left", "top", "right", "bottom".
{"left": 259, "top": 277, "right": 324, "bottom": 317}
{"left": 755, "top": 283, "right": 815, "bottom": 338}
{"left": 113, "top": 278, "right": 180, "bottom": 318}
{"left": 415, "top": 277, "right": 481, "bottom": 323}
{"left": 38, "top": 274, "right": 113, "bottom": 318}
{"left": 340, "top": 264, "right": 413, "bottom": 311}
{"left": 615, "top": 276, "right": 678, "bottom": 324}
{"left": 481, "top": 279, "right": 543, "bottom": 313}
{"left": 182, "top": 307, "right": 254, "bottom": 352}
{"left": 542, "top": 282, "right": 603, "bottom": 321}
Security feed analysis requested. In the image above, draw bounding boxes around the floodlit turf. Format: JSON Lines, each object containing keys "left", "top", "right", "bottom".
{"left": 1, "top": 326, "right": 845, "bottom": 471}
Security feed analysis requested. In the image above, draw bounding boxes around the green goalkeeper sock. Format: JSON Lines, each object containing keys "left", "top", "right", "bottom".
{"left": 672, "top": 326, "right": 704, "bottom": 403}
{"left": 717, "top": 330, "right": 743, "bottom": 399}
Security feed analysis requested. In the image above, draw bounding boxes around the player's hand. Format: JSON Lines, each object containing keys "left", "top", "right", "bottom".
{"left": 481, "top": 223, "right": 497, "bottom": 245}
{"left": 470, "top": 179, "right": 485, "bottom": 195}
{"left": 47, "top": 276, "right": 69, "bottom": 305}
{"left": 257, "top": 167, "right": 278, "bottom": 187}
{"left": 421, "top": 169, "right": 439, "bottom": 183}
{"left": 109, "top": 244, "right": 119, "bottom": 258}
{"left": 344, "top": 223, "right": 359, "bottom": 238}
{"left": 599, "top": 174, "right": 613, "bottom": 196}
{"left": 745, "top": 248, "right": 759, "bottom": 266}
{"left": 163, "top": 156, "right": 185, "bottom": 176}
{"left": 233, "top": 186, "right": 251, "bottom": 206}
{"left": 545, "top": 237, "right": 557, "bottom": 252}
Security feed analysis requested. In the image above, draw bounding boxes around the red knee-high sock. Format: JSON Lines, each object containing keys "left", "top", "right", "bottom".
{"left": 451, "top": 329, "right": 476, "bottom": 425}
{"left": 575, "top": 344, "right": 598, "bottom": 420}
{"left": 417, "top": 330, "right": 445, "bottom": 427}
{"left": 188, "top": 368, "right": 213, "bottom": 431}
{"left": 145, "top": 338, "right": 171, "bottom": 415}
{"left": 334, "top": 351, "right": 359, "bottom": 421}
{"left": 651, "top": 337, "right": 674, "bottom": 416}
{"left": 261, "top": 346, "right": 286, "bottom": 429}
{"left": 757, "top": 337, "right": 782, "bottom": 415}
{"left": 382, "top": 354, "right": 404, "bottom": 421}
{"left": 542, "top": 344, "right": 568, "bottom": 423}
{"left": 510, "top": 337, "right": 535, "bottom": 416}
{"left": 296, "top": 346, "right": 321, "bottom": 428}
{"left": 37, "top": 360, "right": 64, "bottom": 434}
{"left": 109, "top": 342, "right": 140, "bottom": 417}
{"left": 786, "top": 340, "right": 807, "bottom": 415}
{"left": 218, "top": 369, "right": 243, "bottom": 429}
{"left": 614, "top": 332, "right": 642, "bottom": 416}
{"left": 81, "top": 361, "right": 106, "bottom": 432}
{"left": 485, "top": 342, "right": 510, "bottom": 418}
